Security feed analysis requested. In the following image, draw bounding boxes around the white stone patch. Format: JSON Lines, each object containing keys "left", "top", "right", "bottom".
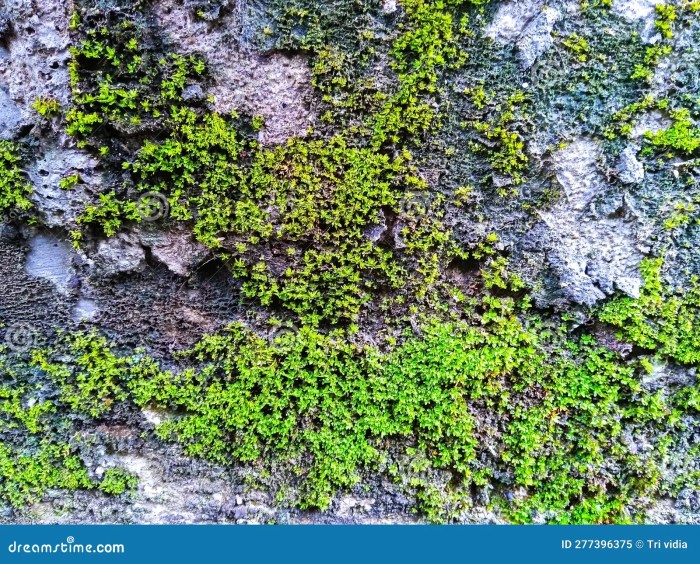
{"left": 27, "top": 147, "right": 102, "bottom": 229}
{"left": 612, "top": 0, "right": 666, "bottom": 42}
{"left": 0, "top": 87, "right": 22, "bottom": 139}
{"left": 617, "top": 144, "right": 645, "bottom": 184}
{"left": 484, "top": 1, "right": 560, "bottom": 68}
{"left": 94, "top": 233, "right": 147, "bottom": 276}
{"left": 536, "top": 138, "right": 644, "bottom": 305}
{"left": 154, "top": 0, "right": 315, "bottom": 145}
{"left": 141, "top": 409, "right": 166, "bottom": 426}
{"left": 0, "top": 0, "right": 72, "bottom": 120}
{"left": 485, "top": 0, "right": 546, "bottom": 44}
{"left": 612, "top": 0, "right": 665, "bottom": 21}
{"left": 99, "top": 452, "right": 234, "bottom": 524}
{"left": 382, "top": 0, "right": 398, "bottom": 14}
{"left": 72, "top": 297, "right": 98, "bottom": 323}
{"left": 136, "top": 226, "right": 210, "bottom": 277}
{"left": 631, "top": 110, "right": 672, "bottom": 139}
{"left": 517, "top": 6, "right": 561, "bottom": 69}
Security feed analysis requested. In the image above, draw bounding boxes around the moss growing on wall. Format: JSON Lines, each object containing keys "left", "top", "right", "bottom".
{"left": 6, "top": 0, "right": 700, "bottom": 524}
{"left": 24, "top": 256, "right": 700, "bottom": 522}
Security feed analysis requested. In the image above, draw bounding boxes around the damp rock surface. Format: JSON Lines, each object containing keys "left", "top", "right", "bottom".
{"left": 1, "top": 0, "right": 700, "bottom": 527}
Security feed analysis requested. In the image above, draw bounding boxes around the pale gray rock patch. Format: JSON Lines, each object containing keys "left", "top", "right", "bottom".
{"left": 484, "top": 1, "right": 560, "bottom": 68}
{"left": 382, "top": 0, "right": 398, "bottom": 14}
{"left": 72, "top": 297, "right": 98, "bottom": 323}
{"left": 612, "top": 0, "right": 666, "bottom": 42}
{"left": 154, "top": 0, "right": 315, "bottom": 145}
{"left": 0, "top": 0, "right": 72, "bottom": 121}
{"left": 631, "top": 110, "right": 672, "bottom": 138}
{"left": 135, "top": 226, "right": 210, "bottom": 277}
{"left": 24, "top": 233, "right": 74, "bottom": 294}
{"left": 337, "top": 495, "right": 376, "bottom": 518}
{"left": 613, "top": 0, "right": 665, "bottom": 21}
{"left": 484, "top": 0, "right": 546, "bottom": 44}
{"left": 534, "top": 138, "right": 644, "bottom": 305}
{"left": 27, "top": 146, "right": 102, "bottom": 229}
{"left": 517, "top": 6, "right": 561, "bottom": 69}
{"left": 0, "top": 87, "right": 22, "bottom": 140}
{"left": 642, "top": 360, "right": 696, "bottom": 391}
{"left": 617, "top": 144, "right": 645, "bottom": 184}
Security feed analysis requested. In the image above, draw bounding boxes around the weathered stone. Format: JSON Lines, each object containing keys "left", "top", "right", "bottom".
{"left": 93, "top": 233, "right": 147, "bottom": 277}
{"left": 617, "top": 145, "right": 645, "bottom": 184}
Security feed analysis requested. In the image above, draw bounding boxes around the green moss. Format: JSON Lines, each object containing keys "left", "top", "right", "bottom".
{"left": 562, "top": 33, "right": 590, "bottom": 63}
{"left": 465, "top": 90, "right": 530, "bottom": 188}
{"left": 655, "top": 4, "right": 678, "bottom": 39}
{"left": 371, "top": 0, "right": 488, "bottom": 147}
{"left": 0, "top": 443, "right": 92, "bottom": 508}
{"left": 59, "top": 174, "right": 81, "bottom": 190}
{"left": 30, "top": 256, "right": 700, "bottom": 522}
{"left": 0, "top": 142, "right": 33, "bottom": 215}
{"left": 501, "top": 338, "right": 665, "bottom": 524}
{"left": 645, "top": 108, "right": 700, "bottom": 155}
{"left": 50, "top": 0, "right": 700, "bottom": 524}
{"left": 32, "top": 332, "right": 131, "bottom": 418}
{"left": 599, "top": 258, "right": 700, "bottom": 365}
{"left": 66, "top": 10, "right": 206, "bottom": 147}
{"left": 33, "top": 97, "right": 62, "bottom": 117}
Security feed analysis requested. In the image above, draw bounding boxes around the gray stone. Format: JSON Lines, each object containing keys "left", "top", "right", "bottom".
{"left": 631, "top": 110, "right": 672, "bottom": 139}
{"left": 24, "top": 233, "right": 75, "bottom": 294}
{"left": 525, "top": 138, "right": 643, "bottom": 305}
{"left": 516, "top": 6, "right": 561, "bottom": 69}
{"left": 617, "top": 145, "right": 645, "bottom": 184}
{"left": 613, "top": 0, "right": 665, "bottom": 21}
{"left": 154, "top": 0, "right": 315, "bottom": 145}
{"left": 0, "top": 0, "right": 72, "bottom": 122}
{"left": 72, "top": 297, "right": 98, "bottom": 323}
{"left": 27, "top": 147, "right": 101, "bottom": 229}
{"left": 0, "top": 87, "right": 22, "bottom": 140}
{"left": 182, "top": 84, "right": 204, "bottom": 101}
{"left": 136, "top": 226, "right": 210, "bottom": 277}
{"left": 612, "top": 0, "right": 666, "bottom": 42}
{"left": 484, "top": 0, "right": 546, "bottom": 45}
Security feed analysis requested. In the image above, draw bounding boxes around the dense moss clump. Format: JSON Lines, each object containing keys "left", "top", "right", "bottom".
{"left": 0, "top": 142, "right": 33, "bottom": 216}
{"left": 0, "top": 352, "right": 137, "bottom": 509}
{"left": 65, "top": 0, "right": 497, "bottom": 326}
{"left": 600, "top": 258, "right": 700, "bottom": 365}
{"left": 25, "top": 259, "right": 700, "bottom": 522}
{"left": 98, "top": 468, "right": 139, "bottom": 495}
